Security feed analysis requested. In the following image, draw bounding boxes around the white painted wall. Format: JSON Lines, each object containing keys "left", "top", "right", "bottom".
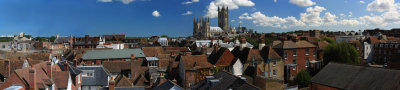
{"left": 233, "top": 59, "right": 243, "bottom": 76}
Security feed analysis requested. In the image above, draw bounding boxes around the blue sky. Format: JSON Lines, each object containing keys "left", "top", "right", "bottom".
{"left": 0, "top": 0, "right": 399, "bottom": 37}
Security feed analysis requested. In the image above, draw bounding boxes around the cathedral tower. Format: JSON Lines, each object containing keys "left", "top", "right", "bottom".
{"left": 218, "top": 6, "right": 229, "bottom": 32}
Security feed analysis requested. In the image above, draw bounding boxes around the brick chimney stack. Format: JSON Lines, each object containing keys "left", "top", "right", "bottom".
{"left": 47, "top": 62, "right": 52, "bottom": 79}
{"left": 29, "top": 68, "right": 36, "bottom": 90}
{"left": 240, "top": 37, "right": 247, "bottom": 50}
{"left": 259, "top": 38, "right": 265, "bottom": 50}
{"left": 131, "top": 54, "right": 135, "bottom": 60}
{"left": 64, "top": 62, "right": 69, "bottom": 71}
{"left": 109, "top": 76, "right": 115, "bottom": 90}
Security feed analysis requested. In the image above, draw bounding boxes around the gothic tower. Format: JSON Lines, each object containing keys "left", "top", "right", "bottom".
{"left": 193, "top": 18, "right": 201, "bottom": 38}
{"left": 218, "top": 6, "right": 229, "bottom": 32}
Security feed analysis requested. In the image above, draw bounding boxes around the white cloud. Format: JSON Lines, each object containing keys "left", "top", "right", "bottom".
{"left": 182, "top": 11, "right": 193, "bottom": 15}
{"left": 182, "top": 0, "right": 200, "bottom": 5}
{"left": 323, "top": 12, "right": 338, "bottom": 25}
{"left": 205, "top": 0, "right": 255, "bottom": 18}
{"left": 152, "top": 10, "right": 161, "bottom": 17}
{"left": 348, "top": 12, "right": 353, "bottom": 17}
{"left": 367, "top": 0, "right": 398, "bottom": 12}
{"left": 239, "top": 11, "right": 305, "bottom": 28}
{"left": 274, "top": 0, "right": 277, "bottom": 3}
{"left": 239, "top": 21, "right": 243, "bottom": 23}
{"left": 339, "top": 19, "right": 364, "bottom": 26}
{"left": 289, "top": 0, "right": 316, "bottom": 7}
{"left": 340, "top": 13, "right": 345, "bottom": 17}
{"left": 231, "top": 20, "right": 235, "bottom": 22}
{"left": 360, "top": 1, "right": 365, "bottom": 4}
{"left": 300, "top": 6, "right": 326, "bottom": 26}
{"left": 119, "top": 0, "right": 135, "bottom": 4}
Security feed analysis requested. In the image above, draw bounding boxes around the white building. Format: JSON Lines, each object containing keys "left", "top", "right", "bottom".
{"left": 158, "top": 38, "right": 168, "bottom": 46}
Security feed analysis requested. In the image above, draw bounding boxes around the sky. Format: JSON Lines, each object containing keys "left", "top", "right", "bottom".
{"left": 0, "top": 0, "right": 399, "bottom": 37}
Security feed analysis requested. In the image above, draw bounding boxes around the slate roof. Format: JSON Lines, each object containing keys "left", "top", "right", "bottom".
{"left": 190, "top": 71, "right": 260, "bottom": 90}
{"left": 311, "top": 63, "right": 400, "bottom": 90}
{"left": 54, "top": 37, "right": 70, "bottom": 44}
{"left": 154, "top": 80, "right": 183, "bottom": 90}
{"left": 208, "top": 47, "right": 235, "bottom": 66}
{"left": 81, "top": 48, "right": 145, "bottom": 60}
{"left": 77, "top": 66, "right": 110, "bottom": 86}
{"left": 57, "top": 61, "right": 82, "bottom": 75}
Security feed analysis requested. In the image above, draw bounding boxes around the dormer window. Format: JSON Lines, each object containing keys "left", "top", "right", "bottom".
{"left": 82, "top": 70, "right": 94, "bottom": 77}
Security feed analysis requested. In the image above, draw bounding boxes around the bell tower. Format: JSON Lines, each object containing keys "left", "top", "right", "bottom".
{"left": 218, "top": 6, "right": 229, "bottom": 32}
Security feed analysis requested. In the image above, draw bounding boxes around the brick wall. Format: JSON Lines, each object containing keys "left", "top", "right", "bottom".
{"left": 0, "top": 72, "right": 28, "bottom": 90}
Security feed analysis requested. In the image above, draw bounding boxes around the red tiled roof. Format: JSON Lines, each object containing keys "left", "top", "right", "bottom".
{"left": 52, "top": 71, "right": 70, "bottom": 89}
{"left": 181, "top": 55, "right": 213, "bottom": 70}
{"left": 208, "top": 48, "right": 235, "bottom": 66}
{"left": 272, "top": 40, "right": 316, "bottom": 49}
{"left": 142, "top": 47, "right": 165, "bottom": 57}
{"left": 115, "top": 74, "right": 134, "bottom": 87}
{"left": 103, "top": 61, "right": 131, "bottom": 73}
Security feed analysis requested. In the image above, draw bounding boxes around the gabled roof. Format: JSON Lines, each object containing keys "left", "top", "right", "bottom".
{"left": 81, "top": 48, "right": 145, "bottom": 60}
{"left": 311, "top": 63, "right": 400, "bottom": 90}
{"left": 231, "top": 47, "right": 263, "bottom": 64}
{"left": 77, "top": 66, "right": 110, "bottom": 86}
{"left": 208, "top": 47, "right": 235, "bottom": 66}
{"left": 102, "top": 61, "right": 131, "bottom": 73}
{"left": 154, "top": 80, "right": 183, "bottom": 90}
{"left": 260, "top": 46, "right": 282, "bottom": 60}
{"left": 271, "top": 40, "right": 316, "bottom": 49}
{"left": 52, "top": 71, "right": 70, "bottom": 89}
{"left": 190, "top": 71, "right": 260, "bottom": 90}
{"left": 141, "top": 47, "right": 164, "bottom": 57}
{"left": 115, "top": 74, "right": 134, "bottom": 88}
{"left": 13, "top": 62, "right": 54, "bottom": 89}
{"left": 181, "top": 55, "right": 213, "bottom": 70}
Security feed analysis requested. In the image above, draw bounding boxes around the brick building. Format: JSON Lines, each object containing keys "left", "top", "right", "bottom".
{"left": 178, "top": 55, "right": 213, "bottom": 88}
{"left": 373, "top": 41, "right": 400, "bottom": 65}
{"left": 270, "top": 40, "right": 317, "bottom": 81}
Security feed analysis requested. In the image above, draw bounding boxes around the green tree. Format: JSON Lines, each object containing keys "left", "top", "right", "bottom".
{"left": 295, "top": 70, "right": 312, "bottom": 88}
{"left": 49, "top": 36, "right": 56, "bottom": 42}
{"left": 33, "top": 37, "right": 47, "bottom": 42}
{"left": 161, "top": 35, "right": 168, "bottom": 38}
{"left": 319, "top": 37, "right": 335, "bottom": 44}
{"left": 323, "top": 42, "right": 361, "bottom": 65}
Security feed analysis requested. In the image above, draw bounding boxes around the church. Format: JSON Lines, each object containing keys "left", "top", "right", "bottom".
{"left": 193, "top": 7, "right": 237, "bottom": 38}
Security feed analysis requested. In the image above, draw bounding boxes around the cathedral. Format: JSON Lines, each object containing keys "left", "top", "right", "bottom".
{"left": 193, "top": 6, "right": 237, "bottom": 38}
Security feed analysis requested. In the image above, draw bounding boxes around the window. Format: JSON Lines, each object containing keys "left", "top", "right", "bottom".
{"left": 82, "top": 70, "right": 94, "bottom": 77}
{"left": 2, "top": 45, "right": 5, "bottom": 48}
{"left": 284, "top": 52, "right": 288, "bottom": 60}
{"left": 92, "top": 60, "right": 95, "bottom": 65}
{"left": 273, "top": 70, "right": 277, "bottom": 76}
{"left": 306, "top": 58, "right": 310, "bottom": 67}
{"left": 293, "top": 49, "right": 297, "bottom": 56}
{"left": 292, "top": 66, "right": 296, "bottom": 70}
{"left": 293, "top": 60, "right": 297, "bottom": 64}
{"left": 273, "top": 61, "right": 277, "bottom": 66}
{"left": 78, "top": 74, "right": 81, "bottom": 83}
{"left": 305, "top": 49, "right": 309, "bottom": 55}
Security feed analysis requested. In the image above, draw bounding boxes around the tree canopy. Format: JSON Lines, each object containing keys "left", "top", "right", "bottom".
{"left": 295, "top": 70, "right": 312, "bottom": 88}
{"left": 323, "top": 42, "right": 361, "bottom": 65}
{"left": 319, "top": 37, "right": 335, "bottom": 44}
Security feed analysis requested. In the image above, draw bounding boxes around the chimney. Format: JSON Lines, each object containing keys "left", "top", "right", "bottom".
{"left": 64, "top": 62, "right": 69, "bottom": 71}
{"left": 5, "top": 60, "right": 10, "bottom": 77}
{"left": 73, "top": 59, "right": 78, "bottom": 67}
{"left": 240, "top": 37, "right": 247, "bottom": 49}
{"left": 109, "top": 79, "right": 115, "bottom": 90}
{"left": 259, "top": 38, "right": 265, "bottom": 50}
{"left": 29, "top": 68, "right": 36, "bottom": 90}
{"left": 131, "top": 54, "right": 135, "bottom": 60}
{"left": 47, "top": 62, "right": 52, "bottom": 79}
